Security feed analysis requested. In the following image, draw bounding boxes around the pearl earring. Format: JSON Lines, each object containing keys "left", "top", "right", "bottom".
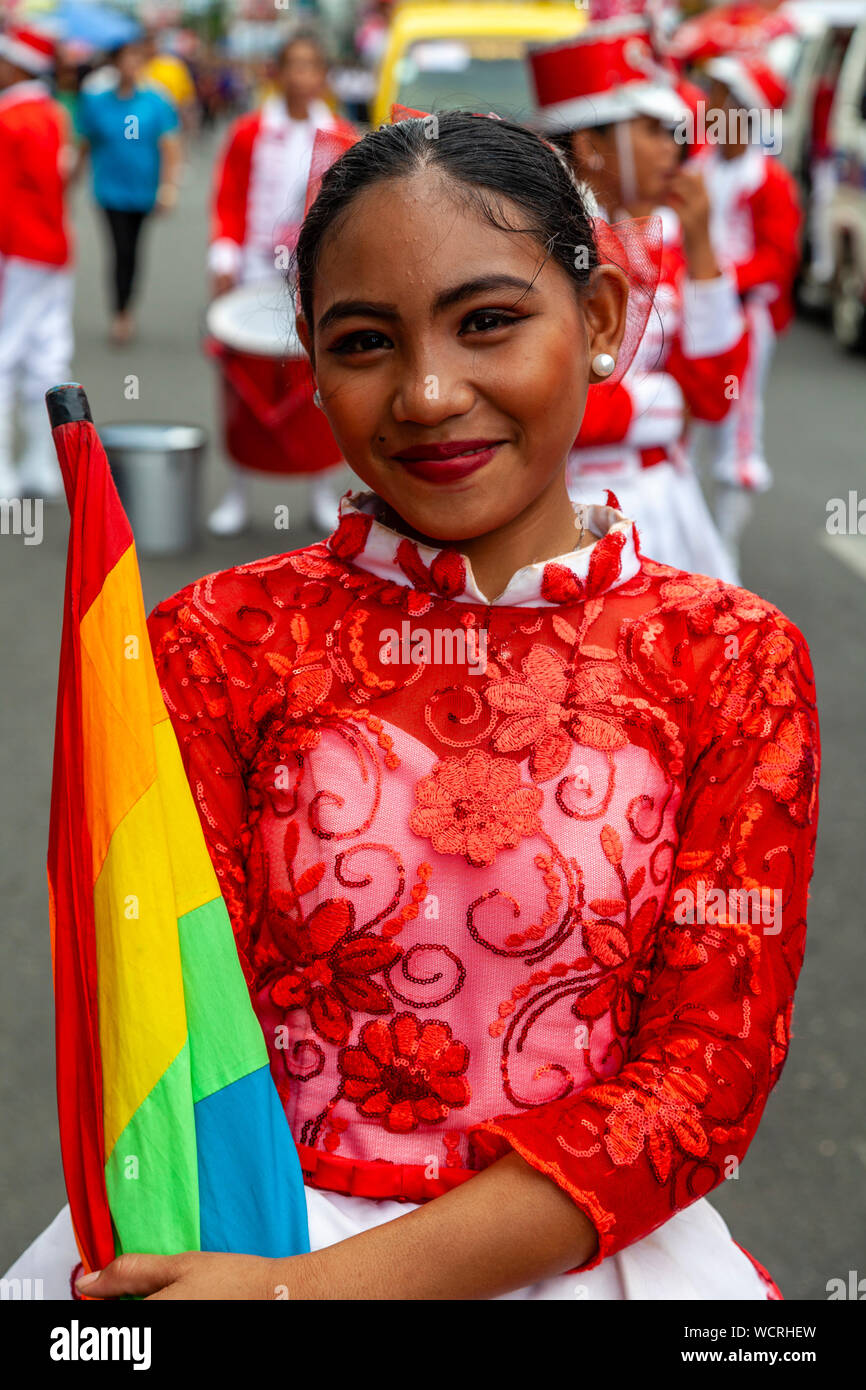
{"left": 592, "top": 353, "right": 616, "bottom": 379}
{"left": 313, "top": 388, "right": 323, "bottom": 409}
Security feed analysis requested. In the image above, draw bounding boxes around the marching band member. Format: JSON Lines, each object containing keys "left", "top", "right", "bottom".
{"left": 5, "top": 111, "right": 819, "bottom": 1302}
{"left": 699, "top": 56, "right": 802, "bottom": 571}
{"left": 0, "top": 25, "right": 73, "bottom": 502}
{"left": 529, "top": 14, "right": 748, "bottom": 583}
{"left": 207, "top": 27, "right": 356, "bottom": 538}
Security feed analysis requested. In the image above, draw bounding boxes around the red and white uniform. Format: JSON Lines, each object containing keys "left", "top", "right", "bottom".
{"left": 209, "top": 97, "right": 357, "bottom": 285}
{"left": 699, "top": 146, "right": 800, "bottom": 491}
{"left": 529, "top": 15, "right": 748, "bottom": 583}
{"left": 0, "top": 69, "right": 74, "bottom": 496}
{"left": 570, "top": 205, "right": 748, "bottom": 583}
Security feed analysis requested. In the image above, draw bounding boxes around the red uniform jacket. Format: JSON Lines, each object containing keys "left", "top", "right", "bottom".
{"left": 210, "top": 98, "right": 357, "bottom": 278}
{"left": 733, "top": 160, "right": 801, "bottom": 333}
{"left": 703, "top": 150, "right": 801, "bottom": 336}
{"left": 0, "top": 80, "right": 70, "bottom": 268}
{"left": 577, "top": 208, "right": 748, "bottom": 455}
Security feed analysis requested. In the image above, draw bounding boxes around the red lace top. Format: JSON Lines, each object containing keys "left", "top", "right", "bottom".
{"left": 147, "top": 494, "right": 820, "bottom": 1271}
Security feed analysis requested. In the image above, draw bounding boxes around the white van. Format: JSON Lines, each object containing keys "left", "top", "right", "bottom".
{"left": 769, "top": 2, "right": 865, "bottom": 310}
{"left": 775, "top": 1, "right": 866, "bottom": 189}
{"left": 828, "top": 16, "right": 866, "bottom": 348}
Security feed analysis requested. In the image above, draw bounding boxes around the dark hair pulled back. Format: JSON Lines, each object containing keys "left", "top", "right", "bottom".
{"left": 294, "top": 111, "right": 599, "bottom": 335}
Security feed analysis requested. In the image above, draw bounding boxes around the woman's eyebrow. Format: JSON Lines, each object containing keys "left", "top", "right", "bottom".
{"left": 317, "top": 299, "right": 399, "bottom": 333}
{"left": 316, "top": 276, "right": 539, "bottom": 334}
{"left": 433, "top": 275, "right": 539, "bottom": 311}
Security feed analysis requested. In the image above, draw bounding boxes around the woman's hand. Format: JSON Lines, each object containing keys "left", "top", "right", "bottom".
{"left": 76, "top": 1250, "right": 290, "bottom": 1301}
{"left": 75, "top": 1150, "right": 599, "bottom": 1301}
{"left": 211, "top": 272, "right": 236, "bottom": 300}
{"left": 154, "top": 183, "right": 178, "bottom": 215}
{"left": 667, "top": 167, "right": 720, "bottom": 281}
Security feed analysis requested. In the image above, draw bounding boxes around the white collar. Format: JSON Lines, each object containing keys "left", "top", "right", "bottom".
{"left": 325, "top": 491, "right": 643, "bottom": 607}
{"left": 261, "top": 96, "right": 335, "bottom": 133}
{"left": 0, "top": 79, "right": 49, "bottom": 111}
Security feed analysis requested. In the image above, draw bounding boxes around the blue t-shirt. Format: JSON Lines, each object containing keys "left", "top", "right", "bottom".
{"left": 78, "top": 86, "right": 178, "bottom": 212}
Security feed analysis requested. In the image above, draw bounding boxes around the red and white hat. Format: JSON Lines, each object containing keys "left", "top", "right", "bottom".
{"left": 529, "top": 17, "right": 688, "bottom": 134}
{"left": 704, "top": 56, "right": 789, "bottom": 112}
{"left": 0, "top": 24, "right": 55, "bottom": 76}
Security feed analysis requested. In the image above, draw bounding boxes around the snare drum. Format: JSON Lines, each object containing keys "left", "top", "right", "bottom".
{"left": 204, "top": 277, "right": 342, "bottom": 476}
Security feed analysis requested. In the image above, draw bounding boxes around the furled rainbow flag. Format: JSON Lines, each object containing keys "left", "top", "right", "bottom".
{"left": 46, "top": 384, "right": 309, "bottom": 1274}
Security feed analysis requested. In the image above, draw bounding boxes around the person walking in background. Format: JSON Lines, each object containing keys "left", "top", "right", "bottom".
{"left": 52, "top": 42, "right": 84, "bottom": 136}
{"left": 699, "top": 56, "right": 801, "bottom": 572}
{"left": 141, "top": 29, "right": 198, "bottom": 135}
{"left": 75, "top": 39, "right": 181, "bottom": 345}
{"left": 207, "top": 27, "right": 357, "bottom": 537}
{"left": 0, "top": 24, "right": 74, "bottom": 502}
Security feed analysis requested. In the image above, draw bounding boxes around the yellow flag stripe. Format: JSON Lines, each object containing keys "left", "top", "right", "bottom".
{"left": 151, "top": 719, "right": 220, "bottom": 921}
{"left": 79, "top": 544, "right": 166, "bottom": 883}
{"left": 95, "top": 772, "right": 189, "bottom": 1158}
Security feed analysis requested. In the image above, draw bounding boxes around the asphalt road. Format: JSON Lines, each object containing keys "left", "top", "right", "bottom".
{"left": 1, "top": 132, "right": 864, "bottom": 1298}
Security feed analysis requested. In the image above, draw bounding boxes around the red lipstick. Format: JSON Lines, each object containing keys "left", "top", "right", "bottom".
{"left": 390, "top": 439, "right": 504, "bottom": 483}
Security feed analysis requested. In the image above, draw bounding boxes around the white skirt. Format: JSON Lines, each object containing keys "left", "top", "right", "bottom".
{"left": 4, "top": 1189, "right": 773, "bottom": 1300}
{"left": 570, "top": 460, "right": 740, "bottom": 587}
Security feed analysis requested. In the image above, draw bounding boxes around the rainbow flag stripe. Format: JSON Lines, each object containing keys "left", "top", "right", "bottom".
{"left": 46, "top": 386, "right": 309, "bottom": 1272}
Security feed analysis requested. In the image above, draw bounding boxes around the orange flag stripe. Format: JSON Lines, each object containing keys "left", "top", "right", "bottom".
{"left": 78, "top": 543, "right": 167, "bottom": 884}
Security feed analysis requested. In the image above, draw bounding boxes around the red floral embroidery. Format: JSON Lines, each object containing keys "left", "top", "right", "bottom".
{"left": 485, "top": 645, "right": 574, "bottom": 781}
{"left": 751, "top": 710, "right": 817, "bottom": 823}
{"left": 396, "top": 538, "right": 467, "bottom": 598}
{"left": 328, "top": 511, "right": 373, "bottom": 560}
{"left": 658, "top": 572, "right": 766, "bottom": 636}
{"left": 541, "top": 531, "right": 626, "bottom": 604}
{"left": 429, "top": 548, "right": 467, "bottom": 599}
{"left": 265, "top": 821, "right": 401, "bottom": 1045}
{"left": 268, "top": 898, "right": 401, "bottom": 1046}
{"left": 587, "top": 528, "right": 626, "bottom": 597}
{"left": 339, "top": 1014, "right": 470, "bottom": 1132}
{"left": 409, "top": 749, "right": 542, "bottom": 866}
{"left": 594, "top": 1065, "right": 710, "bottom": 1183}
{"left": 148, "top": 498, "right": 819, "bottom": 1271}
{"left": 541, "top": 562, "right": 584, "bottom": 605}
{"left": 484, "top": 647, "right": 632, "bottom": 779}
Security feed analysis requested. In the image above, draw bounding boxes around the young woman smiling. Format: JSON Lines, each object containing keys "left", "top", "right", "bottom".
{"left": 11, "top": 113, "right": 819, "bottom": 1301}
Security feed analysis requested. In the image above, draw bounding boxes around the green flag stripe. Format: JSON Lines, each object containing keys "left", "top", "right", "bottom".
{"left": 105, "top": 1039, "right": 199, "bottom": 1255}
{"left": 178, "top": 897, "right": 269, "bottom": 1103}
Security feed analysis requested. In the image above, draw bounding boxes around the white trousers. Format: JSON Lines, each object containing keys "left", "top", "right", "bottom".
{"left": 0, "top": 255, "right": 74, "bottom": 487}
{"left": 809, "top": 158, "right": 838, "bottom": 285}
{"left": 701, "top": 300, "right": 776, "bottom": 494}
{"left": 568, "top": 456, "right": 740, "bottom": 586}
{"left": 4, "top": 1189, "right": 772, "bottom": 1301}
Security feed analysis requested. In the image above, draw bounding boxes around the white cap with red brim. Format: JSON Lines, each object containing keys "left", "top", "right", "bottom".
{"left": 530, "top": 18, "right": 690, "bottom": 134}
{"left": 0, "top": 25, "right": 55, "bottom": 75}
{"left": 704, "top": 56, "right": 789, "bottom": 112}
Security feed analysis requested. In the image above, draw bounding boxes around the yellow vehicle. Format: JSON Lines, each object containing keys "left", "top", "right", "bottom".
{"left": 371, "top": 2, "right": 588, "bottom": 128}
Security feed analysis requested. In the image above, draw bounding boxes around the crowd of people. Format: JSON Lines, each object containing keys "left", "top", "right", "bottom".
{"left": 0, "top": 4, "right": 804, "bottom": 575}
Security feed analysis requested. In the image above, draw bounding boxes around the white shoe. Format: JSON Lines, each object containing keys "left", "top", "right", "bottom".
{"left": 208, "top": 479, "right": 250, "bottom": 536}
{"left": 18, "top": 455, "right": 65, "bottom": 501}
{"left": 18, "top": 464, "right": 65, "bottom": 503}
{"left": 0, "top": 467, "right": 20, "bottom": 500}
{"left": 310, "top": 476, "right": 341, "bottom": 534}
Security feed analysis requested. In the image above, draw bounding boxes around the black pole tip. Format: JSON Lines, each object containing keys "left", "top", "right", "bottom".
{"left": 45, "top": 384, "right": 93, "bottom": 429}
